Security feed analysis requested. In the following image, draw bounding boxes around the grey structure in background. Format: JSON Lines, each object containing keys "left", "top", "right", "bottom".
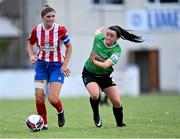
{"left": 0, "top": 0, "right": 47, "bottom": 68}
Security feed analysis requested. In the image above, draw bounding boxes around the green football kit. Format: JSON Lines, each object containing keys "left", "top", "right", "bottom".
{"left": 85, "top": 33, "right": 121, "bottom": 74}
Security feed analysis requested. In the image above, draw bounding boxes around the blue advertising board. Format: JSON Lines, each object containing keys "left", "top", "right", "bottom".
{"left": 127, "top": 9, "right": 180, "bottom": 31}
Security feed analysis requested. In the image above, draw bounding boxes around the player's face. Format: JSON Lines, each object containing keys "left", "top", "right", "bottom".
{"left": 105, "top": 29, "right": 118, "bottom": 46}
{"left": 43, "top": 11, "right": 56, "bottom": 29}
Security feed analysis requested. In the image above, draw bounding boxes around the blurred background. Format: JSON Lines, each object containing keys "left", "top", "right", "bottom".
{"left": 0, "top": 0, "right": 180, "bottom": 99}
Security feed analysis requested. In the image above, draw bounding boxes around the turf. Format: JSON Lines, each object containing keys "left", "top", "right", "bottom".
{"left": 0, "top": 94, "right": 180, "bottom": 138}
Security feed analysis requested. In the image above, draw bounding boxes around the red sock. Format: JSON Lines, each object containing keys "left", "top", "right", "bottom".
{"left": 36, "top": 101, "right": 47, "bottom": 125}
{"left": 53, "top": 99, "right": 63, "bottom": 113}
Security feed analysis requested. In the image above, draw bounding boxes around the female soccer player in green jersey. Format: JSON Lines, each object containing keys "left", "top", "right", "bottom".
{"left": 82, "top": 25, "right": 143, "bottom": 128}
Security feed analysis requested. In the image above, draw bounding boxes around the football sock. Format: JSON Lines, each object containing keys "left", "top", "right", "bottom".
{"left": 52, "top": 99, "right": 63, "bottom": 113}
{"left": 113, "top": 106, "right": 124, "bottom": 126}
{"left": 36, "top": 101, "right": 47, "bottom": 125}
{"left": 89, "top": 97, "right": 100, "bottom": 116}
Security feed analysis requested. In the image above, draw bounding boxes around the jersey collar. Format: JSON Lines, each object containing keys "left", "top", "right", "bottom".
{"left": 103, "top": 40, "right": 117, "bottom": 48}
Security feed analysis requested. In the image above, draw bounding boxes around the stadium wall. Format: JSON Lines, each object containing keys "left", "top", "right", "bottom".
{"left": 0, "top": 68, "right": 140, "bottom": 99}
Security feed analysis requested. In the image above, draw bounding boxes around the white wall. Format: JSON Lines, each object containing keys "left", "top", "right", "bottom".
{"left": 0, "top": 70, "right": 35, "bottom": 99}
{"left": 0, "top": 68, "right": 140, "bottom": 99}
{"left": 0, "top": 70, "right": 87, "bottom": 99}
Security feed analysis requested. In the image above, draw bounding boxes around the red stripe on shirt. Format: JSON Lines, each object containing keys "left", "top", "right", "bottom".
{"left": 41, "top": 27, "right": 46, "bottom": 61}
{"left": 57, "top": 26, "right": 62, "bottom": 62}
{"left": 49, "top": 27, "right": 54, "bottom": 62}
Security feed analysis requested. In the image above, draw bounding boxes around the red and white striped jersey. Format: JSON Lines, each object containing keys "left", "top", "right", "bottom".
{"left": 28, "top": 23, "right": 70, "bottom": 62}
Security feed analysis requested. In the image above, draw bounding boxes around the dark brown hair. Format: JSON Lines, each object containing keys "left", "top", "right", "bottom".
{"left": 41, "top": 5, "right": 56, "bottom": 18}
{"left": 108, "top": 25, "right": 143, "bottom": 43}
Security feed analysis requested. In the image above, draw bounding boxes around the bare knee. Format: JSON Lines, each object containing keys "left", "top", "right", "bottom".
{"left": 112, "top": 99, "right": 121, "bottom": 108}
{"left": 88, "top": 89, "right": 100, "bottom": 100}
{"left": 86, "top": 82, "right": 100, "bottom": 100}
{"left": 91, "top": 94, "right": 100, "bottom": 100}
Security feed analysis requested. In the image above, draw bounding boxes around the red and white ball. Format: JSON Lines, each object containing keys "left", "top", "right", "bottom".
{"left": 26, "top": 114, "right": 44, "bottom": 132}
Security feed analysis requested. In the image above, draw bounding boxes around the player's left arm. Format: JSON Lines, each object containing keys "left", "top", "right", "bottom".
{"left": 62, "top": 41, "right": 72, "bottom": 77}
{"left": 91, "top": 51, "right": 105, "bottom": 62}
{"left": 63, "top": 42, "right": 72, "bottom": 66}
{"left": 91, "top": 53, "right": 119, "bottom": 69}
{"left": 60, "top": 26, "right": 72, "bottom": 77}
{"left": 91, "top": 58, "right": 112, "bottom": 69}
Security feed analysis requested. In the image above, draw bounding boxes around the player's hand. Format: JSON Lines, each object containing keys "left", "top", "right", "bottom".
{"left": 30, "top": 55, "right": 37, "bottom": 64}
{"left": 90, "top": 52, "right": 96, "bottom": 63}
{"left": 95, "top": 26, "right": 107, "bottom": 35}
{"left": 91, "top": 51, "right": 105, "bottom": 62}
{"left": 61, "top": 64, "right": 71, "bottom": 77}
{"left": 91, "top": 51, "right": 96, "bottom": 60}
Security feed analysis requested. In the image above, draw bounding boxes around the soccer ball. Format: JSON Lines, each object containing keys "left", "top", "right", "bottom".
{"left": 26, "top": 114, "right": 44, "bottom": 132}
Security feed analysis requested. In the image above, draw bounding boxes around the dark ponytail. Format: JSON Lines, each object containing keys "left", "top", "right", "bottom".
{"left": 108, "top": 25, "right": 143, "bottom": 43}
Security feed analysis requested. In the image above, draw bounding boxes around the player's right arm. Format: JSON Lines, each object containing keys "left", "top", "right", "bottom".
{"left": 27, "top": 41, "right": 37, "bottom": 64}
{"left": 27, "top": 25, "right": 38, "bottom": 64}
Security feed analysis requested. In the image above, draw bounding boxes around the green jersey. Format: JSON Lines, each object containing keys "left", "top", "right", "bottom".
{"left": 85, "top": 33, "right": 121, "bottom": 74}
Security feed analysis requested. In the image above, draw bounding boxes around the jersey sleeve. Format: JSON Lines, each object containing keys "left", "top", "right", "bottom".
{"left": 28, "top": 25, "right": 38, "bottom": 45}
{"left": 59, "top": 26, "right": 70, "bottom": 45}
{"left": 108, "top": 46, "right": 121, "bottom": 65}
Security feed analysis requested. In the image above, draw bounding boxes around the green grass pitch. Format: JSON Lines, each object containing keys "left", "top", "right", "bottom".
{"left": 0, "top": 94, "right": 180, "bottom": 138}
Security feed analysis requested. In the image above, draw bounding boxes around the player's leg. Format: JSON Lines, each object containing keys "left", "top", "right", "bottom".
{"left": 48, "top": 62, "right": 65, "bottom": 127}
{"left": 86, "top": 82, "right": 103, "bottom": 128}
{"left": 34, "top": 80, "right": 48, "bottom": 129}
{"left": 34, "top": 60, "right": 49, "bottom": 130}
{"left": 82, "top": 68, "right": 102, "bottom": 127}
{"left": 48, "top": 82, "right": 65, "bottom": 127}
{"left": 104, "top": 86, "right": 126, "bottom": 127}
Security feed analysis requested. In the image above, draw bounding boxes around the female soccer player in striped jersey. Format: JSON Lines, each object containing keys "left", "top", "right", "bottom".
{"left": 27, "top": 5, "right": 72, "bottom": 130}
{"left": 82, "top": 26, "right": 143, "bottom": 128}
